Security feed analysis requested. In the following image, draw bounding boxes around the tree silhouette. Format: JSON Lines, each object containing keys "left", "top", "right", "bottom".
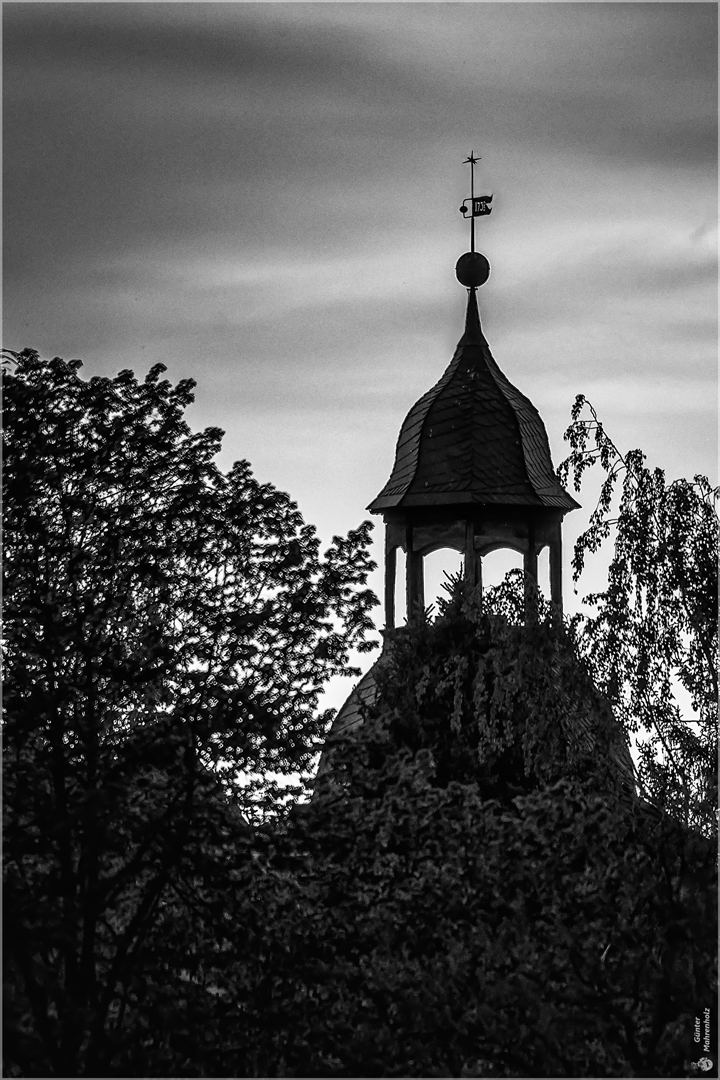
{"left": 558, "top": 395, "right": 718, "bottom": 836}
{"left": 2, "top": 348, "right": 378, "bottom": 1076}
{"left": 213, "top": 601, "right": 716, "bottom": 1079}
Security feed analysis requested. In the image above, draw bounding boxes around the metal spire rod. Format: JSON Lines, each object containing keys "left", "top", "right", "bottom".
{"left": 464, "top": 152, "right": 479, "bottom": 253}
{"left": 456, "top": 154, "right": 492, "bottom": 290}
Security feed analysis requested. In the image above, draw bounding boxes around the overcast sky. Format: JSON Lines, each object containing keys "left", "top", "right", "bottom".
{"left": 4, "top": 3, "right": 717, "bottom": 679}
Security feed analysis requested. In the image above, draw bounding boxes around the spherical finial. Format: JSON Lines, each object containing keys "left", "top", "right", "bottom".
{"left": 455, "top": 251, "right": 490, "bottom": 288}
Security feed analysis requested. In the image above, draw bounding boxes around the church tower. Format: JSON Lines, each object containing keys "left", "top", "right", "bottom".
{"left": 369, "top": 155, "right": 579, "bottom": 626}
{"left": 317, "top": 158, "right": 586, "bottom": 757}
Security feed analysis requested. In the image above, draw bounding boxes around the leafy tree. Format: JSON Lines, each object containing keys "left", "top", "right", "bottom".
{"left": 2, "top": 348, "right": 377, "bottom": 1077}
{"left": 558, "top": 396, "right": 718, "bottom": 837}
{"left": 179, "top": 600, "right": 713, "bottom": 1080}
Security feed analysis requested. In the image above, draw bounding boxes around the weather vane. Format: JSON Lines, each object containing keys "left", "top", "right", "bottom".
{"left": 455, "top": 153, "right": 492, "bottom": 290}
{"left": 459, "top": 152, "right": 492, "bottom": 253}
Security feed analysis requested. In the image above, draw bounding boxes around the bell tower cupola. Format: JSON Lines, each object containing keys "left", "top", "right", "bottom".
{"left": 367, "top": 155, "right": 579, "bottom": 625}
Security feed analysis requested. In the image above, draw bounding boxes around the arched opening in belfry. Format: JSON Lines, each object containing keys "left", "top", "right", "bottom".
{"left": 537, "top": 545, "right": 550, "bottom": 601}
{"left": 393, "top": 545, "right": 407, "bottom": 627}
{"left": 481, "top": 548, "right": 524, "bottom": 591}
{"left": 424, "top": 547, "right": 463, "bottom": 617}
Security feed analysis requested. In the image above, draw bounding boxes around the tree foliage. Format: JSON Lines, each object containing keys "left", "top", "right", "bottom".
{"left": 321, "top": 577, "right": 635, "bottom": 802}
{"left": 70, "top": 604, "right": 712, "bottom": 1079}
{"left": 2, "top": 348, "right": 377, "bottom": 1076}
{"left": 259, "top": 599, "right": 715, "bottom": 1079}
{"left": 558, "top": 395, "right": 718, "bottom": 837}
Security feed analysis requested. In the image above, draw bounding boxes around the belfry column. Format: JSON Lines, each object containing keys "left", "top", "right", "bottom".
{"left": 405, "top": 525, "right": 424, "bottom": 620}
{"left": 523, "top": 519, "right": 539, "bottom": 622}
{"left": 464, "top": 520, "right": 481, "bottom": 594}
{"left": 549, "top": 524, "right": 563, "bottom": 614}
{"left": 384, "top": 537, "right": 397, "bottom": 630}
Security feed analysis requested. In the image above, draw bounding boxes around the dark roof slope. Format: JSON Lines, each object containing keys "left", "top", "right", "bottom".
{"left": 368, "top": 291, "right": 579, "bottom": 512}
{"left": 315, "top": 650, "right": 636, "bottom": 797}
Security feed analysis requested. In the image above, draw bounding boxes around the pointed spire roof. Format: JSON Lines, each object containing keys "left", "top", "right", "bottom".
{"left": 368, "top": 290, "right": 579, "bottom": 512}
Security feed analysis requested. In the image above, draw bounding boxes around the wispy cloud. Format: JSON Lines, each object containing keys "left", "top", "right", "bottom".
{"left": 4, "top": 1, "right": 716, "bottom": 557}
